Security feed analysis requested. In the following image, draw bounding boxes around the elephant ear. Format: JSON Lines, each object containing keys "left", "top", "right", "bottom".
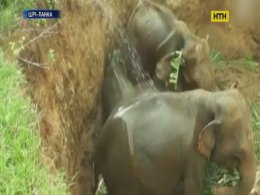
{"left": 198, "top": 120, "right": 221, "bottom": 159}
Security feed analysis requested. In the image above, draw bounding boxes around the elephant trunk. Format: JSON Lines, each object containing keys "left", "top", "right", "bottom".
{"left": 234, "top": 149, "right": 256, "bottom": 195}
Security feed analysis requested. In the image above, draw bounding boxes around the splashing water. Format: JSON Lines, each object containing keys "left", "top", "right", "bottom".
{"left": 95, "top": 0, "right": 156, "bottom": 90}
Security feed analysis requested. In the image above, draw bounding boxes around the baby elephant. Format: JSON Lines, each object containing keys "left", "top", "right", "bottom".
{"left": 127, "top": 0, "right": 215, "bottom": 91}
{"left": 94, "top": 89, "right": 256, "bottom": 195}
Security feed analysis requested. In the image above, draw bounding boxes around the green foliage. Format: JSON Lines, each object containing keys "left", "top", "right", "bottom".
{"left": 0, "top": 0, "right": 36, "bottom": 35}
{"left": 169, "top": 51, "right": 183, "bottom": 90}
{"left": 47, "top": 0, "right": 56, "bottom": 9}
{"left": 232, "top": 57, "right": 259, "bottom": 70}
{"left": 209, "top": 49, "right": 228, "bottom": 68}
{"left": 95, "top": 178, "right": 107, "bottom": 195}
{"left": 34, "top": 18, "right": 49, "bottom": 27}
{"left": 209, "top": 49, "right": 259, "bottom": 70}
{"left": 0, "top": 48, "right": 67, "bottom": 194}
{"left": 203, "top": 162, "right": 240, "bottom": 195}
{"left": 251, "top": 102, "right": 260, "bottom": 159}
{"left": 48, "top": 48, "right": 56, "bottom": 64}
{"left": 0, "top": 0, "right": 58, "bottom": 36}
{"left": 9, "top": 36, "right": 25, "bottom": 56}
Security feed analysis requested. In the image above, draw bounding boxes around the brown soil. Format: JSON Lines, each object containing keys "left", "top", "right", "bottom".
{"left": 4, "top": 0, "right": 260, "bottom": 195}
{"left": 16, "top": 1, "right": 112, "bottom": 194}
{"left": 215, "top": 65, "right": 260, "bottom": 103}
{"left": 163, "top": 0, "right": 260, "bottom": 60}
{"left": 108, "top": 0, "right": 260, "bottom": 60}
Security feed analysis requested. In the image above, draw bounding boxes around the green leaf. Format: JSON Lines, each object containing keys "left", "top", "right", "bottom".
{"left": 169, "top": 78, "right": 176, "bottom": 83}
{"left": 169, "top": 51, "right": 183, "bottom": 90}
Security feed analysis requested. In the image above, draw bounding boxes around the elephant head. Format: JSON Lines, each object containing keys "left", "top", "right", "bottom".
{"left": 198, "top": 89, "right": 256, "bottom": 195}
{"left": 155, "top": 35, "right": 216, "bottom": 91}
{"left": 181, "top": 36, "right": 215, "bottom": 90}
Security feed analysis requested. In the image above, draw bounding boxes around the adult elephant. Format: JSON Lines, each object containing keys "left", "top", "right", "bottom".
{"left": 95, "top": 89, "right": 256, "bottom": 195}
{"left": 127, "top": 0, "right": 215, "bottom": 91}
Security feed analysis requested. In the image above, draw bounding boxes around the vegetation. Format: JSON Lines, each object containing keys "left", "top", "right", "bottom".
{"left": 0, "top": 1, "right": 68, "bottom": 194}
{"left": 210, "top": 49, "right": 259, "bottom": 70}
{"left": 0, "top": 0, "right": 57, "bottom": 37}
{"left": 209, "top": 49, "right": 228, "bottom": 68}
{"left": 0, "top": 48, "right": 67, "bottom": 194}
{"left": 169, "top": 51, "right": 183, "bottom": 90}
{"left": 251, "top": 102, "right": 260, "bottom": 158}
{"left": 0, "top": 0, "right": 35, "bottom": 36}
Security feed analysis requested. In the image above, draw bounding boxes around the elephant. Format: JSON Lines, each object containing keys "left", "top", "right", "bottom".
{"left": 102, "top": 50, "right": 135, "bottom": 121}
{"left": 102, "top": 49, "right": 157, "bottom": 122}
{"left": 94, "top": 88, "right": 256, "bottom": 195}
{"left": 127, "top": 0, "right": 215, "bottom": 91}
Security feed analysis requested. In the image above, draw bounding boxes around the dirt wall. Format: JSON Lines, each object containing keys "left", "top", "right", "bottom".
{"left": 19, "top": 1, "right": 112, "bottom": 194}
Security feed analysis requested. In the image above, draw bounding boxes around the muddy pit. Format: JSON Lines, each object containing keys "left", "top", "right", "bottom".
{"left": 9, "top": 0, "right": 260, "bottom": 195}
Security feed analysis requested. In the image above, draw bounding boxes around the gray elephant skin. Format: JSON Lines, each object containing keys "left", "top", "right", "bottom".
{"left": 102, "top": 50, "right": 136, "bottom": 121}
{"left": 102, "top": 49, "right": 157, "bottom": 122}
{"left": 127, "top": 0, "right": 215, "bottom": 91}
{"left": 95, "top": 89, "right": 256, "bottom": 195}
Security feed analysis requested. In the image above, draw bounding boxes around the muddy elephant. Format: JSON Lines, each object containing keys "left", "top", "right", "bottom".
{"left": 94, "top": 89, "right": 256, "bottom": 195}
{"left": 127, "top": 0, "right": 215, "bottom": 91}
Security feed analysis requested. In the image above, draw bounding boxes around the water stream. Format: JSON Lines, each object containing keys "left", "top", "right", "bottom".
{"left": 95, "top": 0, "right": 156, "bottom": 90}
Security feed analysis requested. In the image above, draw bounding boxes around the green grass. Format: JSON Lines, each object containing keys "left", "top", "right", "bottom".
{"left": 251, "top": 102, "right": 260, "bottom": 159}
{"left": 0, "top": 0, "right": 56, "bottom": 37}
{"left": 203, "top": 163, "right": 240, "bottom": 195}
{"left": 209, "top": 49, "right": 227, "bottom": 67}
{"left": 209, "top": 49, "right": 259, "bottom": 70}
{"left": 232, "top": 58, "right": 259, "bottom": 70}
{"left": 0, "top": 48, "right": 68, "bottom": 194}
{"left": 0, "top": 0, "right": 36, "bottom": 36}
